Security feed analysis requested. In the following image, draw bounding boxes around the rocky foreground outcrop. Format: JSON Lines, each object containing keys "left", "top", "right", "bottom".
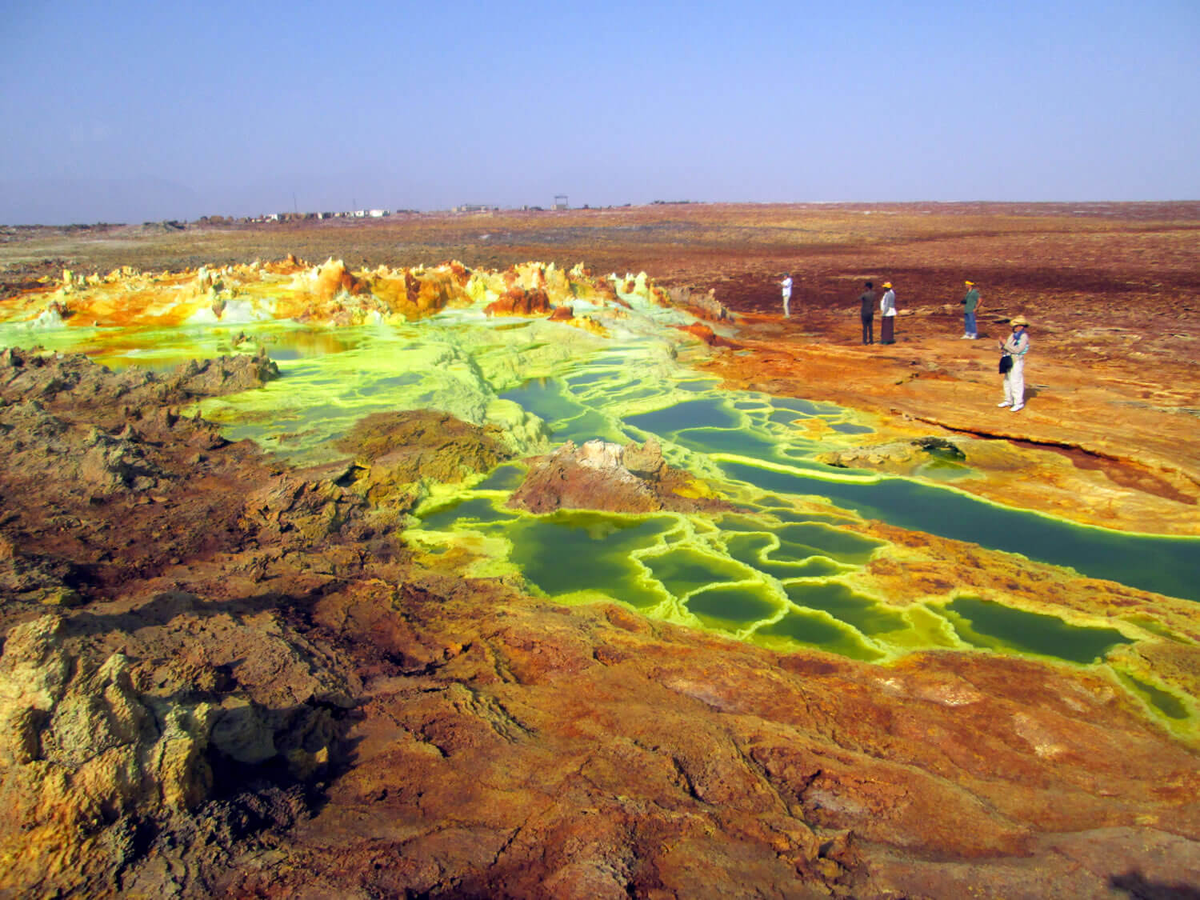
{"left": 0, "top": 350, "right": 1198, "bottom": 897}
{"left": 508, "top": 438, "right": 731, "bottom": 515}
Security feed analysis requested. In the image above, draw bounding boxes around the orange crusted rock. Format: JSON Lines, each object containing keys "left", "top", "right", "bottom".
{"left": 484, "top": 287, "right": 553, "bottom": 317}
{"left": 507, "top": 439, "right": 729, "bottom": 515}
{"left": 685, "top": 323, "right": 716, "bottom": 344}
{"left": 314, "top": 258, "right": 361, "bottom": 301}
{"left": 404, "top": 270, "right": 421, "bottom": 306}
{"left": 263, "top": 254, "right": 307, "bottom": 274}
{"left": 650, "top": 285, "right": 672, "bottom": 307}
{"left": 448, "top": 261, "right": 471, "bottom": 286}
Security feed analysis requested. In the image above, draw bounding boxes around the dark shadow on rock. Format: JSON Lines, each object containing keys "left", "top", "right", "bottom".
{"left": 199, "top": 703, "right": 365, "bottom": 820}
{"left": 1110, "top": 870, "right": 1200, "bottom": 900}
{"left": 55, "top": 585, "right": 369, "bottom": 819}
{"left": 61, "top": 585, "right": 331, "bottom": 636}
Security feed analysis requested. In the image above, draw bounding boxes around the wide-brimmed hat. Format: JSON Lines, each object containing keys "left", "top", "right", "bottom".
{"left": 1011, "top": 315, "right": 1028, "bottom": 326}
{"left": 965, "top": 280, "right": 975, "bottom": 286}
{"left": 882, "top": 281, "right": 892, "bottom": 288}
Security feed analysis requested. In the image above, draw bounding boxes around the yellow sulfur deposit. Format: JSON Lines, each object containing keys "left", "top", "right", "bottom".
{"left": 0, "top": 257, "right": 663, "bottom": 332}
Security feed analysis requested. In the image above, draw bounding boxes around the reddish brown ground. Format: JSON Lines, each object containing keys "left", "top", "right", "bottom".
{"left": 1, "top": 204, "right": 1198, "bottom": 898}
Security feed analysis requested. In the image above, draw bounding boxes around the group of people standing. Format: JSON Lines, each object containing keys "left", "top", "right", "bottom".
{"left": 778, "top": 274, "right": 1032, "bottom": 411}
{"left": 960, "top": 279, "right": 1030, "bottom": 411}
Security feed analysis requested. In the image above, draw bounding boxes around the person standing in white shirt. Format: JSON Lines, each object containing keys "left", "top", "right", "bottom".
{"left": 880, "top": 281, "right": 897, "bottom": 344}
{"left": 780, "top": 273, "right": 793, "bottom": 317}
{"left": 998, "top": 316, "right": 1031, "bottom": 411}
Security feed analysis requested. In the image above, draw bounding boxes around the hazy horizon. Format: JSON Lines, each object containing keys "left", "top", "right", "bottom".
{"left": 3, "top": 0, "right": 1198, "bottom": 225}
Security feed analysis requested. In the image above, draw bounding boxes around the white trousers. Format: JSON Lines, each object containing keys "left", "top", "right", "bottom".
{"left": 782, "top": 293, "right": 791, "bottom": 316}
{"left": 1004, "top": 357, "right": 1026, "bottom": 407}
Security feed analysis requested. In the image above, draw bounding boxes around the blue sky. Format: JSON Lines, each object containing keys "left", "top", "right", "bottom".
{"left": 2, "top": 0, "right": 1197, "bottom": 223}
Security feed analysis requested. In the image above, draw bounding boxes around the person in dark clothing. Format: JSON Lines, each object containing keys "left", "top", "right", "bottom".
{"left": 859, "top": 281, "right": 876, "bottom": 344}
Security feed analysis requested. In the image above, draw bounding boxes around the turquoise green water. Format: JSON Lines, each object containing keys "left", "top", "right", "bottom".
{"left": 421, "top": 497, "right": 518, "bottom": 531}
{"left": 505, "top": 511, "right": 675, "bottom": 609}
{"left": 641, "top": 547, "right": 758, "bottom": 597}
{"left": 411, "top": 493, "right": 910, "bottom": 658}
{"left": 475, "top": 463, "right": 528, "bottom": 491}
{"left": 687, "top": 584, "right": 781, "bottom": 630}
{"left": 674, "top": 427, "right": 779, "bottom": 457}
{"left": 754, "top": 611, "right": 886, "bottom": 662}
{"left": 831, "top": 422, "right": 874, "bottom": 435}
{"left": 551, "top": 409, "right": 631, "bottom": 445}
{"left": 940, "top": 597, "right": 1132, "bottom": 664}
{"left": 500, "top": 379, "right": 587, "bottom": 424}
{"left": 625, "top": 398, "right": 742, "bottom": 432}
{"left": 786, "top": 582, "right": 909, "bottom": 637}
{"left": 773, "top": 397, "right": 842, "bottom": 416}
{"left": 565, "top": 371, "right": 612, "bottom": 388}
{"left": 1120, "top": 615, "right": 1189, "bottom": 643}
{"left": 724, "top": 533, "right": 847, "bottom": 579}
{"left": 718, "top": 460, "right": 1199, "bottom": 602}
{"left": 1117, "top": 672, "right": 1190, "bottom": 720}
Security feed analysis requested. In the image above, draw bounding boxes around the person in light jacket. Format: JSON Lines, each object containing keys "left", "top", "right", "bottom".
{"left": 880, "top": 281, "right": 897, "bottom": 344}
{"left": 780, "top": 273, "right": 793, "bottom": 317}
{"left": 998, "top": 315, "right": 1030, "bottom": 411}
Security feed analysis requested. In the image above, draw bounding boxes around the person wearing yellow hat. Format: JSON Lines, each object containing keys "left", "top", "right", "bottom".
{"left": 997, "top": 315, "right": 1030, "bottom": 411}
{"left": 880, "top": 281, "right": 897, "bottom": 344}
{"left": 961, "top": 280, "right": 981, "bottom": 338}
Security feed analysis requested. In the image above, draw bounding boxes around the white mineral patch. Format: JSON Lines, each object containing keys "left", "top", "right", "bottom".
{"left": 28, "top": 306, "right": 66, "bottom": 329}
{"left": 1012, "top": 711, "right": 1068, "bottom": 758}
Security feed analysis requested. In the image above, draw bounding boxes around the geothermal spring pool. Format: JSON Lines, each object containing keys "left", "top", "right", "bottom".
{"left": 3, "top": 259, "right": 1196, "bottom": 737}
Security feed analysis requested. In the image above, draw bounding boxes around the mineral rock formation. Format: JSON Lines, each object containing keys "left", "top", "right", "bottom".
{"left": 820, "top": 436, "right": 967, "bottom": 473}
{"left": 508, "top": 438, "right": 729, "bottom": 514}
{"left": 0, "top": 258, "right": 663, "bottom": 330}
{"left": 333, "top": 409, "right": 513, "bottom": 513}
{"left": 484, "top": 286, "right": 554, "bottom": 317}
{"left": 0, "top": 610, "right": 353, "bottom": 895}
{"left": 666, "top": 284, "right": 733, "bottom": 321}
{"left": 0, "top": 345, "right": 278, "bottom": 414}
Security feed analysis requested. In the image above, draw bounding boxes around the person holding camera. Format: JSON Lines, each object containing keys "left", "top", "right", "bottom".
{"left": 998, "top": 315, "right": 1030, "bottom": 411}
